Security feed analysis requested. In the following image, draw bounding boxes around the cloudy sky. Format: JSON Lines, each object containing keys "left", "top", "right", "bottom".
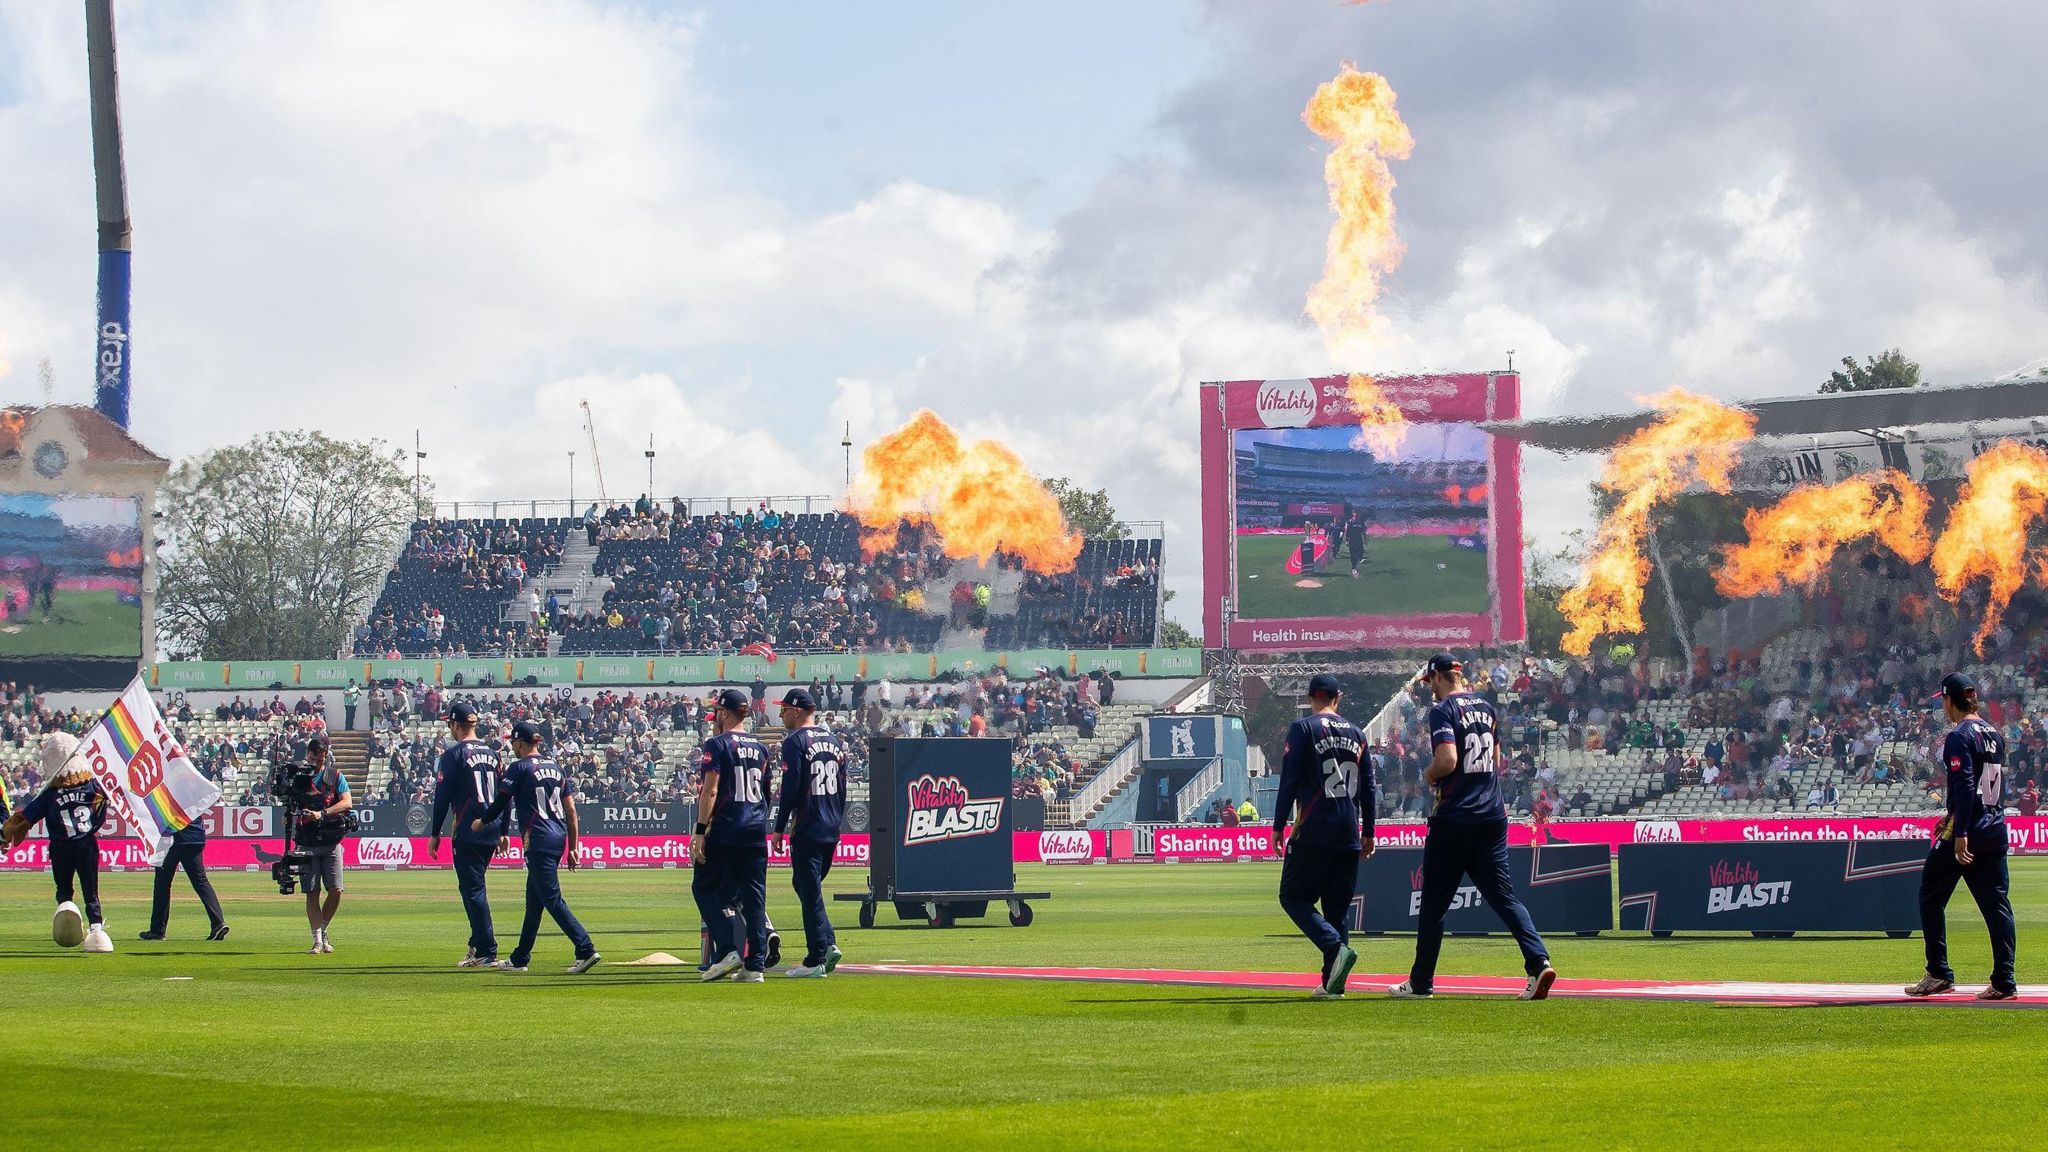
{"left": 3, "top": 0, "right": 2046, "bottom": 626}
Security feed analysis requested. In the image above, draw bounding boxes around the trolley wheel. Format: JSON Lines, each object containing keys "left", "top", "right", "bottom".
{"left": 857, "top": 901, "right": 876, "bottom": 929}
{"left": 931, "top": 905, "right": 956, "bottom": 929}
{"left": 1651, "top": 930, "right": 1673, "bottom": 939}
{"left": 1008, "top": 900, "right": 1034, "bottom": 928}
{"left": 1886, "top": 930, "right": 1913, "bottom": 939}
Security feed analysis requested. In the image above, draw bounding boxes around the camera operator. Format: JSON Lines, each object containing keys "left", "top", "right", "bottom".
{"left": 293, "top": 736, "right": 352, "bottom": 954}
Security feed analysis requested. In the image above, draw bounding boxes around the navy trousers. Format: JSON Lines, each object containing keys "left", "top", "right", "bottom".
{"left": 510, "top": 836, "right": 593, "bottom": 967}
{"left": 1920, "top": 824, "right": 2017, "bottom": 991}
{"left": 791, "top": 837, "right": 839, "bottom": 965}
{"left": 693, "top": 840, "right": 770, "bottom": 971}
{"left": 1278, "top": 842, "right": 1360, "bottom": 978}
{"left": 453, "top": 843, "right": 497, "bottom": 959}
{"left": 1409, "top": 819, "right": 1549, "bottom": 993}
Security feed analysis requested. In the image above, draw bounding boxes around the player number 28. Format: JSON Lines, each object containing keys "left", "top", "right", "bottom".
{"left": 810, "top": 756, "right": 841, "bottom": 797}
{"left": 1320, "top": 757, "right": 1356, "bottom": 798}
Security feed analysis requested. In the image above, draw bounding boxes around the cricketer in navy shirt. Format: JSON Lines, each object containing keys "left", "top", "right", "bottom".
{"left": 472, "top": 725, "right": 595, "bottom": 971}
{"left": 478, "top": 755, "right": 574, "bottom": 847}
{"left": 431, "top": 737, "right": 509, "bottom": 848}
{"left": 1940, "top": 716, "right": 2005, "bottom": 842}
{"left": 1427, "top": 691, "right": 1507, "bottom": 825}
{"left": 1273, "top": 711, "right": 1374, "bottom": 851}
{"left": 774, "top": 725, "right": 847, "bottom": 844}
{"left": 699, "top": 730, "right": 770, "bottom": 845}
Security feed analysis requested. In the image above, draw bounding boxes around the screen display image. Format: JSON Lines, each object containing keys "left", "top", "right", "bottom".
{"left": 1198, "top": 373, "right": 1523, "bottom": 652}
{"left": 0, "top": 492, "right": 144, "bottom": 659}
{"left": 1232, "top": 423, "right": 1491, "bottom": 621}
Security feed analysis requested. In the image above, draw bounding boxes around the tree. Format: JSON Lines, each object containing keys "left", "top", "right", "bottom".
{"left": 1042, "top": 477, "right": 1126, "bottom": 539}
{"left": 158, "top": 431, "right": 423, "bottom": 660}
{"left": 1158, "top": 619, "right": 1200, "bottom": 648}
{"left": 1821, "top": 348, "right": 1921, "bottom": 394}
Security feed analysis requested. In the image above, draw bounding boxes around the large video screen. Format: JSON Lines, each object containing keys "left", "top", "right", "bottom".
{"left": 1199, "top": 374, "right": 1524, "bottom": 652}
{"left": 0, "top": 492, "right": 144, "bottom": 659}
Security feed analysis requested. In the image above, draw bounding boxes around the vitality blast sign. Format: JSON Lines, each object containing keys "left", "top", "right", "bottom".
{"left": 1348, "top": 845, "right": 1613, "bottom": 935}
{"left": 1617, "top": 840, "right": 1924, "bottom": 934}
{"left": 869, "top": 737, "right": 1016, "bottom": 896}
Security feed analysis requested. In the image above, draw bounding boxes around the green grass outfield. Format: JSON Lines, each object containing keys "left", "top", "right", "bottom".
{"left": 0, "top": 587, "right": 142, "bottom": 658}
{"left": 1234, "top": 533, "right": 1489, "bottom": 619}
{"left": 2, "top": 860, "right": 2043, "bottom": 1150}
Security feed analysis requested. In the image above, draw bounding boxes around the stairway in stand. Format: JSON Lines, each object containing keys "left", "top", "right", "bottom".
{"left": 327, "top": 730, "right": 373, "bottom": 795}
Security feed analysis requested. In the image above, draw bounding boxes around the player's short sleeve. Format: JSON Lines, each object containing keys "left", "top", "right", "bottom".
{"left": 1428, "top": 702, "right": 1456, "bottom": 747}
{"left": 334, "top": 775, "right": 350, "bottom": 795}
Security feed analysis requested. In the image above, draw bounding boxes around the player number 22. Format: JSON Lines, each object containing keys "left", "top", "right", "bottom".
{"left": 1462, "top": 732, "right": 1496, "bottom": 774}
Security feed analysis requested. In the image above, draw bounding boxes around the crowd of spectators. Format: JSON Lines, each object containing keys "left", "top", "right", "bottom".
{"left": 1356, "top": 562, "right": 2048, "bottom": 819}
{"left": 352, "top": 517, "right": 566, "bottom": 658}
{"left": 0, "top": 684, "right": 327, "bottom": 807}
{"left": 566, "top": 505, "right": 957, "bottom": 655}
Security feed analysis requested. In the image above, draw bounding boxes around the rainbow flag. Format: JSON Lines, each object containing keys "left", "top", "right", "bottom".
{"left": 78, "top": 675, "right": 221, "bottom": 848}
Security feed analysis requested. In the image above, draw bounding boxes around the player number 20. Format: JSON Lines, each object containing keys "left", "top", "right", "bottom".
{"left": 1461, "top": 731, "right": 1496, "bottom": 774}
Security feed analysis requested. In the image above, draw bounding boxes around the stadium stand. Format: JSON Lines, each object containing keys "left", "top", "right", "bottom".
{"left": 352, "top": 518, "right": 567, "bottom": 658}
{"left": 1364, "top": 557, "right": 2048, "bottom": 821}
{"left": 555, "top": 503, "right": 1161, "bottom": 656}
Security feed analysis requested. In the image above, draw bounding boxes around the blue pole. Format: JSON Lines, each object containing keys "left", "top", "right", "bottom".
{"left": 95, "top": 249, "right": 131, "bottom": 426}
{"left": 87, "top": 0, "right": 133, "bottom": 428}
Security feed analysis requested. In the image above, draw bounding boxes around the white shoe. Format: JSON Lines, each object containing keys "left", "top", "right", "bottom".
{"left": 82, "top": 925, "right": 114, "bottom": 954}
{"left": 565, "top": 953, "right": 601, "bottom": 975}
{"left": 735, "top": 970, "right": 765, "bottom": 983}
{"left": 786, "top": 963, "right": 828, "bottom": 979}
{"left": 53, "top": 902, "right": 85, "bottom": 948}
{"left": 495, "top": 959, "right": 528, "bottom": 973}
{"left": 701, "top": 951, "right": 744, "bottom": 983}
{"left": 458, "top": 954, "right": 496, "bottom": 968}
{"left": 317, "top": 938, "right": 334, "bottom": 955}
{"left": 1309, "top": 987, "right": 1344, "bottom": 1000}
{"left": 1386, "top": 979, "right": 1433, "bottom": 999}
{"left": 1520, "top": 968, "right": 1557, "bottom": 1001}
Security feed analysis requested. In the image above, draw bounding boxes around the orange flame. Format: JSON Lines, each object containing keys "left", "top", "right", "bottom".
{"left": 1302, "top": 64, "right": 1413, "bottom": 349}
{"left": 1344, "top": 373, "right": 1408, "bottom": 456}
{"left": 1558, "top": 389, "right": 1757, "bottom": 655}
{"left": 846, "top": 409, "right": 1084, "bottom": 575}
{"left": 1715, "top": 470, "right": 1931, "bottom": 598}
{"left": 1931, "top": 440, "right": 2048, "bottom": 652}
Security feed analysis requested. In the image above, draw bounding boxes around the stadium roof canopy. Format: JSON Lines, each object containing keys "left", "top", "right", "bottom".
{"left": 1480, "top": 377, "right": 2048, "bottom": 454}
